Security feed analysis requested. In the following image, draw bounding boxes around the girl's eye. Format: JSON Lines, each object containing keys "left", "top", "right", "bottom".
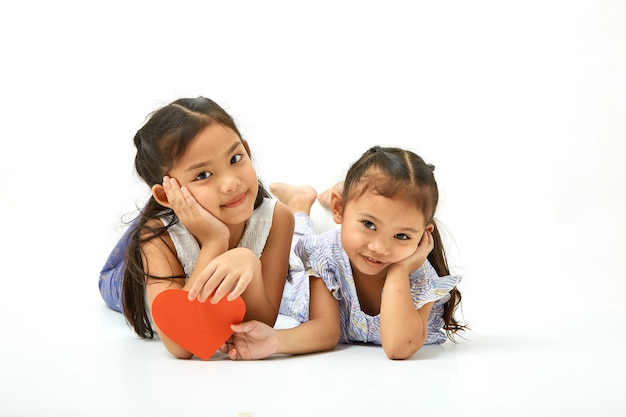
{"left": 362, "top": 220, "right": 376, "bottom": 230}
{"left": 395, "top": 233, "right": 410, "bottom": 241}
{"left": 231, "top": 154, "right": 243, "bottom": 164}
{"left": 195, "top": 171, "right": 212, "bottom": 181}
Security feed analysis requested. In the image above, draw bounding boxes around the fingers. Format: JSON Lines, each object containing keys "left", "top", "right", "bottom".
{"left": 206, "top": 268, "right": 245, "bottom": 304}
{"left": 226, "top": 270, "right": 254, "bottom": 301}
{"left": 187, "top": 267, "right": 244, "bottom": 304}
{"left": 162, "top": 176, "right": 181, "bottom": 204}
{"left": 163, "top": 176, "right": 197, "bottom": 210}
{"left": 228, "top": 348, "right": 244, "bottom": 360}
{"left": 189, "top": 252, "right": 257, "bottom": 303}
{"left": 187, "top": 262, "right": 218, "bottom": 301}
{"left": 230, "top": 321, "right": 258, "bottom": 333}
{"left": 418, "top": 229, "right": 434, "bottom": 253}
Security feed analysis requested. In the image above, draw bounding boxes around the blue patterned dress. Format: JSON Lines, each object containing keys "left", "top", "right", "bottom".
{"left": 279, "top": 213, "right": 461, "bottom": 345}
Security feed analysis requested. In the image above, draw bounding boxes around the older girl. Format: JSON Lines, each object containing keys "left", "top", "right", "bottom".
{"left": 98, "top": 97, "right": 294, "bottom": 359}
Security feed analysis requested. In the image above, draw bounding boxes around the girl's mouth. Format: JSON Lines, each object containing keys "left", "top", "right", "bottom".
{"left": 362, "top": 255, "right": 384, "bottom": 268}
{"left": 223, "top": 193, "right": 247, "bottom": 208}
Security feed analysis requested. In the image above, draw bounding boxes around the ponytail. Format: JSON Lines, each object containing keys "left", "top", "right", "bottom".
{"left": 428, "top": 223, "right": 468, "bottom": 342}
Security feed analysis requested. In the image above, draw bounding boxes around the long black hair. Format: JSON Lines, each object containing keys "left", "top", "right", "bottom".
{"left": 122, "top": 97, "right": 270, "bottom": 338}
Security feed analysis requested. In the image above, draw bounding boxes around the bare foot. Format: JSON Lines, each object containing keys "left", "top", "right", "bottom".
{"left": 317, "top": 181, "right": 344, "bottom": 209}
{"left": 270, "top": 183, "right": 318, "bottom": 214}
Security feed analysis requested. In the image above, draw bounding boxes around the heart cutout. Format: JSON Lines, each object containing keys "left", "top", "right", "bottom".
{"left": 151, "top": 289, "right": 246, "bottom": 360}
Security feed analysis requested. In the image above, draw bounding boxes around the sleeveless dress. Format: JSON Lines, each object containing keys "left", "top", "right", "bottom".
{"left": 280, "top": 212, "right": 461, "bottom": 345}
{"left": 98, "top": 198, "right": 278, "bottom": 312}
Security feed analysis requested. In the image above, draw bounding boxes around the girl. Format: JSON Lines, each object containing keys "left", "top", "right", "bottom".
{"left": 220, "top": 146, "right": 467, "bottom": 360}
{"left": 98, "top": 97, "right": 295, "bottom": 359}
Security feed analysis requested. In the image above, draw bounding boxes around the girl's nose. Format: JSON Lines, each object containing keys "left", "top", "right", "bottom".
{"left": 368, "top": 238, "right": 390, "bottom": 256}
{"left": 220, "top": 175, "right": 241, "bottom": 193}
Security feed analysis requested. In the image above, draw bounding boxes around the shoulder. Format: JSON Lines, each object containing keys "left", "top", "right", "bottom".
{"left": 142, "top": 217, "right": 169, "bottom": 240}
{"left": 297, "top": 228, "right": 343, "bottom": 266}
{"left": 271, "top": 200, "right": 295, "bottom": 232}
{"left": 272, "top": 200, "right": 294, "bottom": 222}
{"left": 300, "top": 227, "right": 341, "bottom": 248}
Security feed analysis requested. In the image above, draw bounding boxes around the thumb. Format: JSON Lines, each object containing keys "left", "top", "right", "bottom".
{"left": 230, "top": 320, "right": 257, "bottom": 333}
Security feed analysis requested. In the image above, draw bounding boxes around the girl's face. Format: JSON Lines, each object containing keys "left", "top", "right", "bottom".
{"left": 165, "top": 123, "right": 259, "bottom": 225}
{"left": 333, "top": 190, "right": 428, "bottom": 278}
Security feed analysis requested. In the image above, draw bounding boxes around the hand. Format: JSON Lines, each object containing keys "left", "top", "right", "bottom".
{"left": 219, "top": 320, "right": 280, "bottom": 360}
{"left": 187, "top": 248, "right": 261, "bottom": 303}
{"left": 390, "top": 229, "right": 434, "bottom": 275}
{"left": 162, "top": 176, "right": 229, "bottom": 245}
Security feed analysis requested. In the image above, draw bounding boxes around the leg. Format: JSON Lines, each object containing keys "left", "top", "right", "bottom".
{"left": 317, "top": 181, "right": 344, "bottom": 209}
{"left": 270, "top": 184, "right": 318, "bottom": 322}
{"left": 269, "top": 183, "right": 317, "bottom": 215}
{"left": 98, "top": 218, "right": 139, "bottom": 312}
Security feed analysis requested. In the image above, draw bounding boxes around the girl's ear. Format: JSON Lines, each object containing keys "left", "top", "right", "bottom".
{"left": 151, "top": 183, "right": 171, "bottom": 208}
{"left": 330, "top": 190, "right": 344, "bottom": 224}
{"left": 425, "top": 223, "right": 435, "bottom": 234}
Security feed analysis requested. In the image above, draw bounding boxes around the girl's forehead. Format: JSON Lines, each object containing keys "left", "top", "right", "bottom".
{"left": 344, "top": 191, "right": 426, "bottom": 231}
{"left": 179, "top": 125, "right": 241, "bottom": 159}
{"left": 348, "top": 190, "right": 425, "bottom": 220}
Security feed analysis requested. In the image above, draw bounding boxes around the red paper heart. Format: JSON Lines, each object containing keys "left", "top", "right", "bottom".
{"left": 151, "top": 289, "right": 246, "bottom": 360}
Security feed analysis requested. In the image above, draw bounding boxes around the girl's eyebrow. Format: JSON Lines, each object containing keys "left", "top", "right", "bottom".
{"left": 185, "top": 141, "right": 243, "bottom": 172}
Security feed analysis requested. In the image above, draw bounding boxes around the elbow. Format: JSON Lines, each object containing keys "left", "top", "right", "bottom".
{"left": 166, "top": 345, "right": 194, "bottom": 360}
{"left": 382, "top": 338, "right": 425, "bottom": 360}
{"left": 319, "top": 325, "right": 341, "bottom": 352}
{"left": 173, "top": 351, "right": 194, "bottom": 360}
{"left": 320, "top": 328, "right": 340, "bottom": 352}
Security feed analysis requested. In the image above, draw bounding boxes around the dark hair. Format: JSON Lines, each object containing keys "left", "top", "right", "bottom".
{"left": 342, "top": 146, "right": 467, "bottom": 340}
{"left": 122, "top": 97, "right": 270, "bottom": 338}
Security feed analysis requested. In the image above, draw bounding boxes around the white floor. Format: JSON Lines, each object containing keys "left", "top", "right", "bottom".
{"left": 2, "top": 285, "right": 625, "bottom": 416}
{"left": 1, "top": 1, "right": 625, "bottom": 416}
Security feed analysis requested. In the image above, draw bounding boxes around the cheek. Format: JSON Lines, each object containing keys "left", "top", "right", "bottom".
{"left": 245, "top": 167, "right": 259, "bottom": 187}
{"left": 189, "top": 186, "right": 217, "bottom": 210}
{"left": 394, "top": 243, "right": 419, "bottom": 261}
{"left": 340, "top": 228, "right": 359, "bottom": 252}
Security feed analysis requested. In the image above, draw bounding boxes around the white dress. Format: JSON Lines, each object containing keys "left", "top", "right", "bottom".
{"left": 163, "top": 197, "right": 279, "bottom": 278}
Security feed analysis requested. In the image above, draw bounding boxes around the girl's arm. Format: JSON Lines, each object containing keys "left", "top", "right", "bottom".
{"left": 221, "top": 277, "right": 340, "bottom": 359}
{"left": 161, "top": 178, "right": 257, "bottom": 306}
{"left": 380, "top": 273, "right": 433, "bottom": 360}
{"left": 142, "top": 223, "right": 227, "bottom": 359}
{"left": 169, "top": 181, "right": 294, "bottom": 326}
{"left": 184, "top": 200, "right": 294, "bottom": 327}
{"left": 380, "top": 230, "right": 435, "bottom": 360}
{"left": 256, "top": 201, "right": 294, "bottom": 323}
{"left": 143, "top": 178, "right": 231, "bottom": 359}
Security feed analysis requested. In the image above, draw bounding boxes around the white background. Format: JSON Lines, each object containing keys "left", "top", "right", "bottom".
{"left": 1, "top": 1, "right": 625, "bottom": 416}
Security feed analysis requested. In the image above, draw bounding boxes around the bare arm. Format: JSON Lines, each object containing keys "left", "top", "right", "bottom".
{"left": 380, "top": 271, "right": 433, "bottom": 360}
{"left": 257, "top": 201, "right": 294, "bottom": 324}
{"left": 221, "top": 277, "right": 340, "bottom": 359}
{"left": 275, "top": 277, "right": 340, "bottom": 354}
{"left": 143, "top": 177, "right": 230, "bottom": 359}
{"left": 380, "top": 230, "right": 435, "bottom": 360}
{"left": 142, "top": 225, "right": 227, "bottom": 359}
{"left": 185, "top": 200, "right": 294, "bottom": 327}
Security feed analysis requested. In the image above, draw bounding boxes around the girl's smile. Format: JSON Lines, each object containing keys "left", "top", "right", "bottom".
{"left": 336, "top": 191, "right": 426, "bottom": 278}
{"left": 223, "top": 192, "right": 248, "bottom": 208}
{"left": 361, "top": 254, "right": 385, "bottom": 269}
{"left": 164, "top": 123, "right": 259, "bottom": 226}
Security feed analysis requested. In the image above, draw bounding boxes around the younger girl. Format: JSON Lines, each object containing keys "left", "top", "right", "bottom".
{"left": 220, "top": 146, "right": 467, "bottom": 360}
{"left": 98, "top": 97, "right": 294, "bottom": 359}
